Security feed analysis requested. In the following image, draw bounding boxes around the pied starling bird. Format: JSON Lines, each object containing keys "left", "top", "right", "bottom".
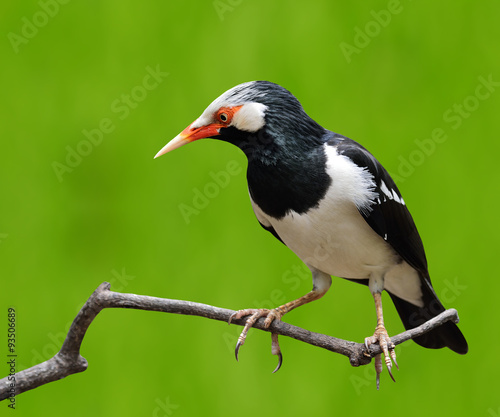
{"left": 155, "top": 81, "right": 468, "bottom": 387}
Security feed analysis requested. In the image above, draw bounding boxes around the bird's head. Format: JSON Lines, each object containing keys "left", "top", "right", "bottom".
{"left": 154, "top": 81, "right": 325, "bottom": 160}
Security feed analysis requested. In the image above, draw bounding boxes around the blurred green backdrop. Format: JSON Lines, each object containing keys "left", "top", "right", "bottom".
{"left": 1, "top": 1, "right": 499, "bottom": 416}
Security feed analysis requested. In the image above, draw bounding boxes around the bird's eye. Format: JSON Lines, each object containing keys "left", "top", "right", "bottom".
{"left": 216, "top": 106, "right": 241, "bottom": 125}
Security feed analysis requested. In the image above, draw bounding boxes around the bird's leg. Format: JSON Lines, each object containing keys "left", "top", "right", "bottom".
{"left": 229, "top": 271, "right": 331, "bottom": 370}
{"left": 229, "top": 288, "right": 327, "bottom": 351}
{"left": 364, "top": 291, "right": 398, "bottom": 388}
{"left": 264, "top": 287, "right": 328, "bottom": 325}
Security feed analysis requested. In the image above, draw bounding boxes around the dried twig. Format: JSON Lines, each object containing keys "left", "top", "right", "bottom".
{"left": 0, "top": 282, "right": 461, "bottom": 401}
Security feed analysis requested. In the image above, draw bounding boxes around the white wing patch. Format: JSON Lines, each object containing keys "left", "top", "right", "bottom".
{"left": 380, "top": 180, "right": 393, "bottom": 200}
{"left": 392, "top": 189, "right": 405, "bottom": 205}
{"left": 379, "top": 180, "right": 405, "bottom": 205}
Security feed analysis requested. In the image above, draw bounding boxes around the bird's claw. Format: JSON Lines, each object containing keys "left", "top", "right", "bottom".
{"left": 228, "top": 308, "right": 283, "bottom": 373}
{"left": 272, "top": 351, "right": 283, "bottom": 374}
{"left": 365, "top": 325, "right": 398, "bottom": 389}
{"left": 235, "top": 340, "right": 242, "bottom": 362}
{"left": 271, "top": 333, "right": 283, "bottom": 373}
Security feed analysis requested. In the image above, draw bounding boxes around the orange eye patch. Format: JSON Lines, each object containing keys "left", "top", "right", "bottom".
{"left": 215, "top": 105, "right": 242, "bottom": 125}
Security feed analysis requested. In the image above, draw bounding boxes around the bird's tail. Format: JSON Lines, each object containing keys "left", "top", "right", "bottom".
{"left": 387, "top": 277, "right": 468, "bottom": 354}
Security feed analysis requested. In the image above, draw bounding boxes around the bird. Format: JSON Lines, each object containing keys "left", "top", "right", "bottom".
{"left": 154, "top": 80, "right": 468, "bottom": 387}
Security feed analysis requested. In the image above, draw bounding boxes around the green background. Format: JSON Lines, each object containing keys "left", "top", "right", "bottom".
{"left": 1, "top": 1, "right": 499, "bottom": 416}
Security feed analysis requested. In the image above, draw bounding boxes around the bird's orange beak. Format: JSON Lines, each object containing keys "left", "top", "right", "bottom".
{"left": 154, "top": 122, "right": 222, "bottom": 159}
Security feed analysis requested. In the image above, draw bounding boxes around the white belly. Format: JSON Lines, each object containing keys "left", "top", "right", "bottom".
{"left": 252, "top": 196, "right": 396, "bottom": 279}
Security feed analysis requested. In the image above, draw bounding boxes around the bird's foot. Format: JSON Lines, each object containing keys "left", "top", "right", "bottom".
{"left": 228, "top": 308, "right": 283, "bottom": 372}
{"left": 364, "top": 325, "right": 398, "bottom": 389}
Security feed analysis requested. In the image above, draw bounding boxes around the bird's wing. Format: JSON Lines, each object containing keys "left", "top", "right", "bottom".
{"left": 331, "top": 135, "right": 468, "bottom": 353}
{"left": 331, "top": 135, "right": 428, "bottom": 276}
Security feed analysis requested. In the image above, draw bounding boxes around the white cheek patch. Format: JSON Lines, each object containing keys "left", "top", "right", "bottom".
{"left": 232, "top": 102, "right": 267, "bottom": 132}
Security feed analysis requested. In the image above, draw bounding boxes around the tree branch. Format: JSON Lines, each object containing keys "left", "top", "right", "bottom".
{"left": 0, "top": 282, "right": 461, "bottom": 401}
